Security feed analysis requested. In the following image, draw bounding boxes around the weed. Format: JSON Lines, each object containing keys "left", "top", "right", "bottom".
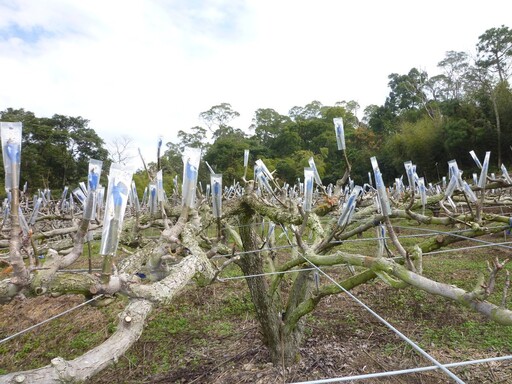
{"left": 69, "top": 330, "right": 101, "bottom": 351}
{"left": 145, "top": 315, "right": 191, "bottom": 339}
{"left": 220, "top": 294, "right": 254, "bottom": 316}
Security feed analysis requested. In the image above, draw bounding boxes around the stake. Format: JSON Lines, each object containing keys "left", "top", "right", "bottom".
{"left": 87, "top": 231, "right": 92, "bottom": 274}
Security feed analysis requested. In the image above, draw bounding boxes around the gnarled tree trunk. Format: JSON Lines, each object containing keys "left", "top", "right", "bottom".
{"left": 237, "top": 202, "right": 306, "bottom": 365}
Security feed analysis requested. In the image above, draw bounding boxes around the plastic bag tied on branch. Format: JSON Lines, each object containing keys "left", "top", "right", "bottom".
{"left": 130, "top": 180, "right": 140, "bottom": 212}
{"left": 72, "top": 187, "right": 86, "bottom": 208}
{"left": 418, "top": 177, "right": 427, "bottom": 210}
{"left": 100, "top": 164, "right": 133, "bottom": 256}
{"left": 478, "top": 151, "right": 491, "bottom": 189}
{"left": 338, "top": 185, "right": 362, "bottom": 228}
{"left": 308, "top": 157, "right": 322, "bottom": 187}
{"left": 28, "top": 197, "right": 43, "bottom": 226}
{"left": 299, "top": 167, "right": 315, "bottom": 234}
{"left": 182, "top": 147, "right": 201, "bottom": 208}
{"left": 211, "top": 173, "right": 222, "bottom": 218}
{"left": 443, "top": 160, "right": 464, "bottom": 211}
{"left": 156, "top": 170, "right": 165, "bottom": 203}
{"left": 83, "top": 159, "right": 103, "bottom": 221}
{"left": 0, "top": 122, "right": 22, "bottom": 192}
{"left": 149, "top": 183, "right": 157, "bottom": 215}
{"left": 501, "top": 164, "right": 512, "bottom": 184}
{"left": 469, "top": 150, "right": 483, "bottom": 170}
{"left": 302, "top": 168, "right": 314, "bottom": 213}
{"left": 255, "top": 159, "right": 273, "bottom": 181}
{"left": 255, "top": 160, "right": 273, "bottom": 195}
{"left": 333, "top": 117, "right": 345, "bottom": 151}
{"left": 243, "top": 149, "right": 250, "bottom": 180}
{"left": 370, "top": 157, "right": 391, "bottom": 216}
{"left": 403, "top": 161, "right": 416, "bottom": 192}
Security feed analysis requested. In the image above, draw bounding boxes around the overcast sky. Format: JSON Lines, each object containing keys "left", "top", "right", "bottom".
{"left": 0, "top": 0, "right": 510, "bottom": 170}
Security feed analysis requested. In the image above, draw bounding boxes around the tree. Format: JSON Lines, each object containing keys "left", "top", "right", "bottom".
{"left": 107, "top": 135, "right": 136, "bottom": 166}
{"left": 383, "top": 116, "right": 444, "bottom": 180}
{"left": 48, "top": 114, "right": 109, "bottom": 184}
{"left": 212, "top": 126, "right": 246, "bottom": 141}
{"left": 435, "top": 51, "right": 470, "bottom": 100}
{"left": 268, "top": 125, "right": 303, "bottom": 158}
{"left": 244, "top": 102, "right": 357, "bottom": 185}
{"left": 476, "top": 25, "right": 512, "bottom": 166}
{"left": 177, "top": 126, "right": 209, "bottom": 152}
{"left": 463, "top": 26, "right": 512, "bottom": 167}
{"left": 386, "top": 68, "right": 428, "bottom": 112}
{"left": 250, "top": 108, "right": 291, "bottom": 147}
{"left": 289, "top": 100, "right": 323, "bottom": 121}
{"left": 345, "top": 126, "right": 379, "bottom": 185}
{"left": 199, "top": 103, "right": 240, "bottom": 138}
{"left": 385, "top": 68, "right": 442, "bottom": 122}
{"left": 202, "top": 130, "right": 253, "bottom": 183}
{"left": 156, "top": 126, "right": 210, "bottom": 179}
{"left": 363, "top": 104, "right": 397, "bottom": 136}
{"left": 0, "top": 108, "right": 109, "bottom": 191}
{"left": 335, "top": 100, "right": 360, "bottom": 125}
{"left": 476, "top": 25, "right": 512, "bottom": 83}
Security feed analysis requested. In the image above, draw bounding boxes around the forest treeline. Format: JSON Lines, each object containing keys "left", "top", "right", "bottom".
{"left": 1, "top": 25, "right": 511, "bottom": 192}
{"left": 0, "top": 109, "right": 108, "bottom": 192}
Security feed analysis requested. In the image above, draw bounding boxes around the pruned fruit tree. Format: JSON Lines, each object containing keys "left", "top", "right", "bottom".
{"left": 1, "top": 119, "right": 512, "bottom": 383}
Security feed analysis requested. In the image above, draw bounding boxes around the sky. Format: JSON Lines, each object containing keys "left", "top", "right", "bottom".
{"left": 0, "top": 0, "right": 510, "bottom": 170}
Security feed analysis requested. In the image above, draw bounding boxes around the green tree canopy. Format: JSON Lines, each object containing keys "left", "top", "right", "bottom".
{"left": 476, "top": 25, "right": 512, "bottom": 82}
{"left": 0, "top": 108, "right": 109, "bottom": 192}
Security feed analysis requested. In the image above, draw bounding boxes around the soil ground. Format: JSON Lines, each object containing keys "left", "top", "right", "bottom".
{"left": 1, "top": 279, "right": 511, "bottom": 383}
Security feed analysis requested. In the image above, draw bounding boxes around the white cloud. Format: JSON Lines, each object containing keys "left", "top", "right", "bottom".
{"left": 0, "top": 0, "right": 510, "bottom": 170}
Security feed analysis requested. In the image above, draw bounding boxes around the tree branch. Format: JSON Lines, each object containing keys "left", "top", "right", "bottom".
{"left": 0, "top": 299, "right": 153, "bottom": 384}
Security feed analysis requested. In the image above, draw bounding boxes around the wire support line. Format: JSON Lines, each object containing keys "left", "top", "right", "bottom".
{"left": 424, "top": 240, "right": 512, "bottom": 255}
{"left": 211, "top": 244, "right": 297, "bottom": 259}
{"left": 394, "top": 224, "right": 509, "bottom": 237}
{"left": 394, "top": 225, "right": 512, "bottom": 251}
{"left": 289, "top": 354, "right": 512, "bottom": 384}
{"left": 0, "top": 294, "right": 104, "bottom": 345}
{"left": 213, "top": 225, "right": 510, "bottom": 260}
{"left": 326, "top": 226, "right": 506, "bottom": 246}
{"left": 299, "top": 253, "right": 466, "bottom": 384}
{"left": 218, "top": 267, "right": 317, "bottom": 281}
{"left": 329, "top": 232, "right": 446, "bottom": 244}
{"left": 56, "top": 269, "right": 103, "bottom": 273}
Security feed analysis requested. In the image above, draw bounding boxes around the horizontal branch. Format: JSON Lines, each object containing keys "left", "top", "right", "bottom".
{"left": 314, "top": 252, "right": 512, "bottom": 325}
{"left": 0, "top": 299, "right": 153, "bottom": 384}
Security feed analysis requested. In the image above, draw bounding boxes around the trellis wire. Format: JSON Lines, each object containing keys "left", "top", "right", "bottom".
{"left": 3, "top": 222, "right": 508, "bottom": 337}
{"left": 216, "top": 242, "right": 512, "bottom": 280}
{"left": 2, "top": 211, "right": 510, "bottom": 378}
{"left": 289, "top": 354, "right": 512, "bottom": 384}
{"left": 211, "top": 244, "right": 297, "bottom": 259}
{"left": 215, "top": 225, "right": 511, "bottom": 261}
{"left": 213, "top": 225, "right": 512, "bottom": 382}
{"left": 299, "top": 253, "right": 465, "bottom": 383}
{"left": 219, "top": 267, "right": 317, "bottom": 281}
{"left": 215, "top": 223, "right": 512, "bottom": 280}
{"left": 0, "top": 294, "right": 104, "bottom": 345}
{"left": 329, "top": 227, "right": 479, "bottom": 244}
{"left": 218, "top": 221, "right": 509, "bottom": 247}
{"left": 395, "top": 225, "right": 512, "bottom": 251}
{"left": 424, "top": 240, "right": 512, "bottom": 255}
